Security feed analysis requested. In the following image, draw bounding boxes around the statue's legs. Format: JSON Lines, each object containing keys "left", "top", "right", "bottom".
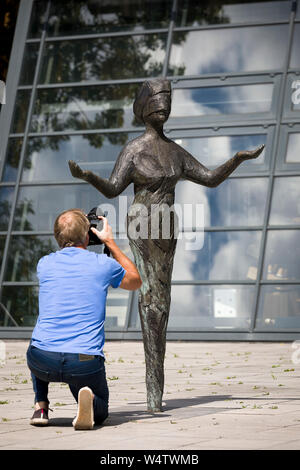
{"left": 129, "top": 236, "right": 177, "bottom": 412}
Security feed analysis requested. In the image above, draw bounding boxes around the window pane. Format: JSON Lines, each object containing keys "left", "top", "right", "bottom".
{"left": 105, "top": 238, "right": 131, "bottom": 328}
{"left": 14, "top": 184, "right": 134, "bottom": 232}
{"left": 169, "top": 25, "right": 288, "bottom": 76}
{"left": 47, "top": 0, "right": 172, "bottom": 36}
{"left": 11, "top": 90, "right": 31, "bottom": 133}
{"left": 19, "top": 43, "right": 39, "bottom": 85}
{"left": 173, "top": 231, "right": 262, "bottom": 281}
{"left": 2, "top": 138, "right": 23, "bottom": 182}
{"left": 256, "top": 285, "right": 300, "bottom": 330}
{"left": 0, "top": 286, "right": 39, "bottom": 327}
{"left": 0, "top": 187, "right": 15, "bottom": 230}
{"left": 290, "top": 23, "right": 300, "bottom": 69}
{"left": 176, "top": 178, "right": 268, "bottom": 227}
{"left": 5, "top": 235, "right": 57, "bottom": 282}
{"left": 0, "top": 236, "right": 5, "bottom": 263}
{"left": 106, "top": 290, "right": 129, "bottom": 328}
{"left": 269, "top": 177, "right": 300, "bottom": 225}
{"left": 40, "top": 34, "right": 167, "bottom": 84}
{"left": 173, "top": 134, "right": 267, "bottom": 169}
{"left": 176, "top": 0, "right": 291, "bottom": 27}
{"left": 21, "top": 133, "right": 140, "bottom": 183}
{"left": 168, "top": 285, "right": 255, "bottom": 329}
{"left": 285, "top": 134, "right": 300, "bottom": 163}
{"left": 27, "top": 0, "right": 48, "bottom": 38}
{"left": 30, "top": 84, "right": 140, "bottom": 133}
{"left": 263, "top": 230, "right": 300, "bottom": 280}
{"left": 171, "top": 84, "right": 273, "bottom": 118}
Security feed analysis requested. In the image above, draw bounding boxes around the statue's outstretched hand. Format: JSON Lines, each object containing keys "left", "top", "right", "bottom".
{"left": 236, "top": 144, "right": 265, "bottom": 161}
{"left": 68, "top": 160, "right": 86, "bottom": 180}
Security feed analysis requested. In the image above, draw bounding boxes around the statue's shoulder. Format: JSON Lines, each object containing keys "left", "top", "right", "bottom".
{"left": 122, "top": 134, "right": 146, "bottom": 154}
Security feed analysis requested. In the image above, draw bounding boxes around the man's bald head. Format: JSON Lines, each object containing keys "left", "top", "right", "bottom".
{"left": 54, "top": 209, "right": 90, "bottom": 248}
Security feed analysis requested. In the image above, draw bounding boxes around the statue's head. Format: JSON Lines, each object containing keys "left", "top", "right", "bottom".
{"left": 133, "top": 78, "right": 171, "bottom": 125}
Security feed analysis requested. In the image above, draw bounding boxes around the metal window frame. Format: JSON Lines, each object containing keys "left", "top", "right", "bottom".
{"left": 251, "top": 1, "right": 299, "bottom": 333}
{"left": 283, "top": 72, "right": 300, "bottom": 121}
{"left": 0, "top": 0, "right": 34, "bottom": 179}
{"left": 1, "top": 0, "right": 300, "bottom": 340}
{"left": 276, "top": 124, "right": 300, "bottom": 169}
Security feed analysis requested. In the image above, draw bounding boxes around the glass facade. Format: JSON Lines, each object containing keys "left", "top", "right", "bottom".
{"left": 0, "top": 0, "right": 300, "bottom": 340}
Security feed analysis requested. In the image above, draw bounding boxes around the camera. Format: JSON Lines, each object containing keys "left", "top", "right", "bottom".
{"left": 86, "top": 207, "right": 110, "bottom": 256}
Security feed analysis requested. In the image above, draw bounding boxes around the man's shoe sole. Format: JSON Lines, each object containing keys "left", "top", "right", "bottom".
{"left": 73, "top": 387, "right": 94, "bottom": 430}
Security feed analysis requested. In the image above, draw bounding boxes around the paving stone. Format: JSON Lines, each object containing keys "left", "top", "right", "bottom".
{"left": 0, "top": 340, "right": 299, "bottom": 449}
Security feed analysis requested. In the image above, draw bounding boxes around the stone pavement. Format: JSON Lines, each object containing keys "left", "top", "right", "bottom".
{"left": 0, "top": 339, "right": 300, "bottom": 450}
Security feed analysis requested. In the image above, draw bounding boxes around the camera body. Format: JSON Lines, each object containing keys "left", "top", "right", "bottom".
{"left": 86, "top": 207, "right": 105, "bottom": 246}
{"left": 86, "top": 207, "right": 110, "bottom": 256}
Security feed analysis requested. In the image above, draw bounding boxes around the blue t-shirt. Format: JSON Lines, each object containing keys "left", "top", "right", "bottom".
{"left": 31, "top": 247, "right": 126, "bottom": 356}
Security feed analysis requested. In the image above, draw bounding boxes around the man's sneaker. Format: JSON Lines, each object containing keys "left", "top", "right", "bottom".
{"left": 30, "top": 408, "right": 50, "bottom": 426}
{"left": 72, "top": 386, "right": 94, "bottom": 430}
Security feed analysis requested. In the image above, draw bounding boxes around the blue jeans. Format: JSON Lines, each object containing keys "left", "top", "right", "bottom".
{"left": 26, "top": 344, "right": 109, "bottom": 425}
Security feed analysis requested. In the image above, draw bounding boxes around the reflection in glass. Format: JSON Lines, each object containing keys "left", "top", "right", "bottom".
{"left": 105, "top": 237, "right": 131, "bottom": 328}
{"left": 0, "top": 286, "right": 39, "bottom": 327}
{"left": 173, "top": 134, "right": 267, "bottom": 169}
{"left": 176, "top": 178, "right": 268, "bottom": 227}
{"left": 106, "top": 289, "right": 130, "bottom": 328}
{"left": 172, "top": 231, "right": 261, "bottom": 281}
{"left": 290, "top": 24, "right": 300, "bottom": 69}
{"left": 47, "top": 0, "right": 172, "bottom": 36}
{"left": 11, "top": 90, "right": 31, "bottom": 134}
{"left": 5, "top": 235, "right": 57, "bottom": 282}
{"left": 263, "top": 230, "right": 300, "bottom": 280}
{"left": 40, "top": 34, "right": 167, "bottom": 84}
{"left": 14, "top": 184, "right": 134, "bottom": 232}
{"left": 269, "top": 177, "right": 300, "bottom": 225}
{"left": 21, "top": 133, "right": 140, "bottom": 182}
{"left": 31, "top": 84, "right": 140, "bottom": 133}
{"left": 0, "top": 187, "right": 15, "bottom": 230}
{"left": 0, "top": 236, "right": 5, "bottom": 263}
{"left": 168, "top": 285, "right": 255, "bottom": 329}
{"left": 256, "top": 285, "right": 300, "bottom": 329}
{"left": 2, "top": 138, "right": 23, "bottom": 182}
{"left": 169, "top": 25, "right": 288, "bottom": 76}
{"left": 285, "top": 134, "right": 300, "bottom": 163}
{"left": 171, "top": 84, "right": 273, "bottom": 118}
{"left": 27, "top": 0, "right": 48, "bottom": 38}
{"left": 176, "top": 0, "right": 291, "bottom": 27}
{"left": 19, "top": 43, "right": 39, "bottom": 85}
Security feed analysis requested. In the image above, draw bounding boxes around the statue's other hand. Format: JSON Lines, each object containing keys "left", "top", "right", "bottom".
{"left": 236, "top": 144, "right": 265, "bottom": 161}
{"left": 68, "top": 160, "right": 86, "bottom": 180}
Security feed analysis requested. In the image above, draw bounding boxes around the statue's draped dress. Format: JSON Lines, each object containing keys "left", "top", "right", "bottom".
{"left": 126, "top": 144, "right": 181, "bottom": 411}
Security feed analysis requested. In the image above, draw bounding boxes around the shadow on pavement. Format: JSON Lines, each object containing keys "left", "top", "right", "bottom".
{"left": 48, "top": 393, "right": 289, "bottom": 429}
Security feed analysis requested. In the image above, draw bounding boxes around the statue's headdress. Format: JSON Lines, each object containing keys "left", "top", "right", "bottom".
{"left": 133, "top": 79, "right": 171, "bottom": 123}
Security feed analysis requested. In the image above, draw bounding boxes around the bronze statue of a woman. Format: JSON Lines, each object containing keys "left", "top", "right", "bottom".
{"left": 68, "top": 78, "right": 264, "bottom": 412}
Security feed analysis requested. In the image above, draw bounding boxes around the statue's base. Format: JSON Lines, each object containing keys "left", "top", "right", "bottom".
{"left": 147, "top": 406, "right": 163, "bottom": 414}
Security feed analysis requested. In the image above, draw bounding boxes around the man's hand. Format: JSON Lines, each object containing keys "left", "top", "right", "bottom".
{"left": 90, "top": 216, "right": 113, "bottom": 244}
{"left": 236, "top": 144, "right": 265, "bottom": 161}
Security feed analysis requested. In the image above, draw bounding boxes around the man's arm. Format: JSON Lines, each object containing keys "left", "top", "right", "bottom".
{"left": 91, "top": 217, "right": 142, "bottom": 291}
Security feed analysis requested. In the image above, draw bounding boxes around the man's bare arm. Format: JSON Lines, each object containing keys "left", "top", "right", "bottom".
{"left": 91, "top": 217, "right": 142, "bottom": 291}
